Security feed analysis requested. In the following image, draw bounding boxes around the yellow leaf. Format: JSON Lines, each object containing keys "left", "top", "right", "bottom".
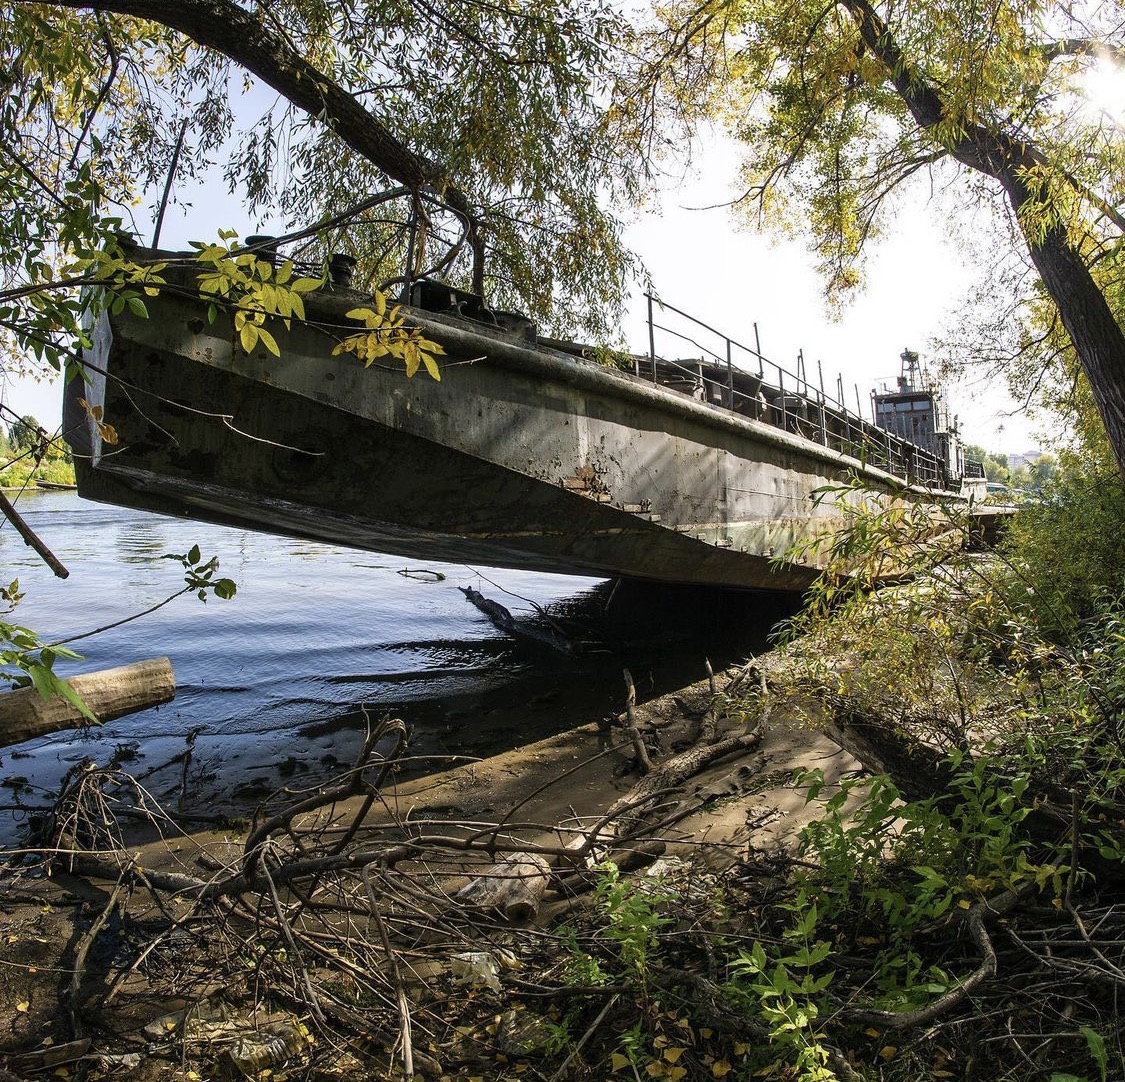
{"left": 357, "top": 311, "right": 376, "bottom": 329}
{"left": 239, "top": 322, "right": 257, "bottom": 353}
{"left": 257, "top": 327, "right": 280, "bottom": 357}
{"left": 403, "top": 342, "right": 421, "bottom": 378}
{"left": 732, "top": 1043, "right": 749, "bottom": 1056}
{"left": 610, "top": 1052, "right": 631, "bottom": 1071}
{"left": 864, "top": 1028, "right": 882, "bottom": 1038}
{"left": 879, "top": 1046, "right": 897, "bottom": 1059}
{"left": 345, "top": 307, "right": 374, "bottom": 321}
{"left": 668, "top": 1067, "right": 687, "bottom": 1082}
{"left": 664, "top": 1047, "right": 686, "bottom": 1063}
{"left": 16, "top": 1000, "right": 29, "bottom": 1012}
{"left": 957, "top": 899, "right": 972, "bottom": 909}
{"left": 77, "top": 397, "right": 103, "bottom": 422}
{"left": 712, "top": 1061, "right": 732, "bottom": 1077}
{"left": 700, "top": 1029, "right": 713, "bottom": 1040}
{"left": 26, "top": 967, "right": 36, "bottom": 975}
{"left": 97, "top": 421, "right": 118, "bottom": 445}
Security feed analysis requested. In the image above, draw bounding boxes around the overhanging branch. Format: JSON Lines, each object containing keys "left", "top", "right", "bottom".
{"left": 21, "top": 0, "right": 485, "bottom": 278}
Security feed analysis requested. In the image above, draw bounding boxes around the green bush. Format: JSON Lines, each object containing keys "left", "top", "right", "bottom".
{"left": 0, "top": 452, "right": 75, "bottom": 490}
{"left": 999, "top": 459, "right": 1125, "bottom": 637}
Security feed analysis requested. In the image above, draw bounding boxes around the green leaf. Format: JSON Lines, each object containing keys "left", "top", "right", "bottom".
{"left": 1080, "top": 1026, "right": 1107, "bottom": 1082}
{"left": 58, "top": 678, "right": 97, "bottom": 722}
{"left": 214, "top": 578, "right": 237, "bottom": 600}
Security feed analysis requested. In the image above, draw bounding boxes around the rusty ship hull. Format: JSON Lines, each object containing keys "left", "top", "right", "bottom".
{"left": 64, "top": 272, "right": 957, "bottom": 591}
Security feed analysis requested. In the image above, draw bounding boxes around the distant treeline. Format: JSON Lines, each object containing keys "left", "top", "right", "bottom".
{"left": 0, "top": 414, "right": 75, "bottom": 489}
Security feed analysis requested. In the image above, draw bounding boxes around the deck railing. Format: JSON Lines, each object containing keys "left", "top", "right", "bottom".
{"left": 642, "top": 293, "right": 954, "bottom": 490}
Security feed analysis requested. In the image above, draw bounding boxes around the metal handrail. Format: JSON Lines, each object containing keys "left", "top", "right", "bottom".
{"left": 643, "top": 292, "right": 951, "bottom": 489}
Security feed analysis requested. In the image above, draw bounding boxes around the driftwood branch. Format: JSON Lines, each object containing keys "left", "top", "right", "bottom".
{"left": 843, "top": 886, "right": 1028, "bottom": 1029}
{"left": 459, "top": 586, "right": 574, "bottom": 653}
{"left": 0, "top": 657, "right": 175, "bottom": 747}
{"left": 601, "top": 725, "right": 764, "bottom": 827}
{"left": 620, "top": 668, "right": 653, "bottom": 775}
{"left": 698, "top": 657, "right": 719, "bottom": 743}
{"left": 0, "top": 489, "right": 69, "bottom": 577}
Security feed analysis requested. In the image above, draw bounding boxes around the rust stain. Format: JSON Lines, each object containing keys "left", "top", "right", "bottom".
{"left": 559, "top": 462, "right": 610, "bottom": 496}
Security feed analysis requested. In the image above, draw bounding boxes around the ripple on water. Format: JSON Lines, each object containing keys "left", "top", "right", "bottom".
{"left": 0, "top": 491, "right": 796, "bottom": 841}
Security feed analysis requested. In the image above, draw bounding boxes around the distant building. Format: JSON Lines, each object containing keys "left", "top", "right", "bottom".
{"left": 1008, "top": 449, "right": 1045, "bottom": 471}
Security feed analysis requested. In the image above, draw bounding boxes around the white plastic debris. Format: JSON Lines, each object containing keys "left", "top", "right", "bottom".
{"left": 450, "top": 950, "right": 502, "bottom": 992}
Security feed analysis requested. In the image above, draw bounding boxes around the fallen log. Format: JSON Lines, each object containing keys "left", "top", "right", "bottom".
{"left": 824, "top": 708, "right": 954, "bottom": 803}
{"left": 0, "top": 656, "right": 175, "bottom": 747}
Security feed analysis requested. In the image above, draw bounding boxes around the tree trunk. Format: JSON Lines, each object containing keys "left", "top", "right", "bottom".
{"left": 844, "top": 0, "right": 1125, "bottom": 477}
{"left": 1013, "top": 195, "right": 1125, "bottom": 467}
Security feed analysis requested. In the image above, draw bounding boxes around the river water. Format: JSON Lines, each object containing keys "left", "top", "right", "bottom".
{"left": 0, "top": 490, "right": 797, "bottom": 837}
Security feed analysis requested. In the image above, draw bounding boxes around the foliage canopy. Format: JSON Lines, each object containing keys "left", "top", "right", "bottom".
{"left": 626, "top": 0, "right": 1125, "bottom": 468}
{"left": 0, "top": 0, "right": 639, "bottom": 382}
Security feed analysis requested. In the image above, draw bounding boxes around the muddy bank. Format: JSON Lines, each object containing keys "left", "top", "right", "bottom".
{"left": 0, "top": 655, "right": 859, "bottom": 1081}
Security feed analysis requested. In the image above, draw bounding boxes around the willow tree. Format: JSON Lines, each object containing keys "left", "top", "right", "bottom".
{"left": 626, "top": 0, "right": 1125, "bottom": 470}
{"left": 0, "top": 0, "right": 637, "bottom": 392}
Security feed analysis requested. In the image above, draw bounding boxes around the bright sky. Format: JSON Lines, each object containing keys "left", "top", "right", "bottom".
{"left": 1, "top": 134, "right": 1047, "bottom": 457}
{"left": 619, "top": 138, "right": 1047, "bottom": 456}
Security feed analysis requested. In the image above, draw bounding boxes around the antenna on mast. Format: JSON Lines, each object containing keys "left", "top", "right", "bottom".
{"left": 899, "top": 348, "right": 921, "bottom": 391}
